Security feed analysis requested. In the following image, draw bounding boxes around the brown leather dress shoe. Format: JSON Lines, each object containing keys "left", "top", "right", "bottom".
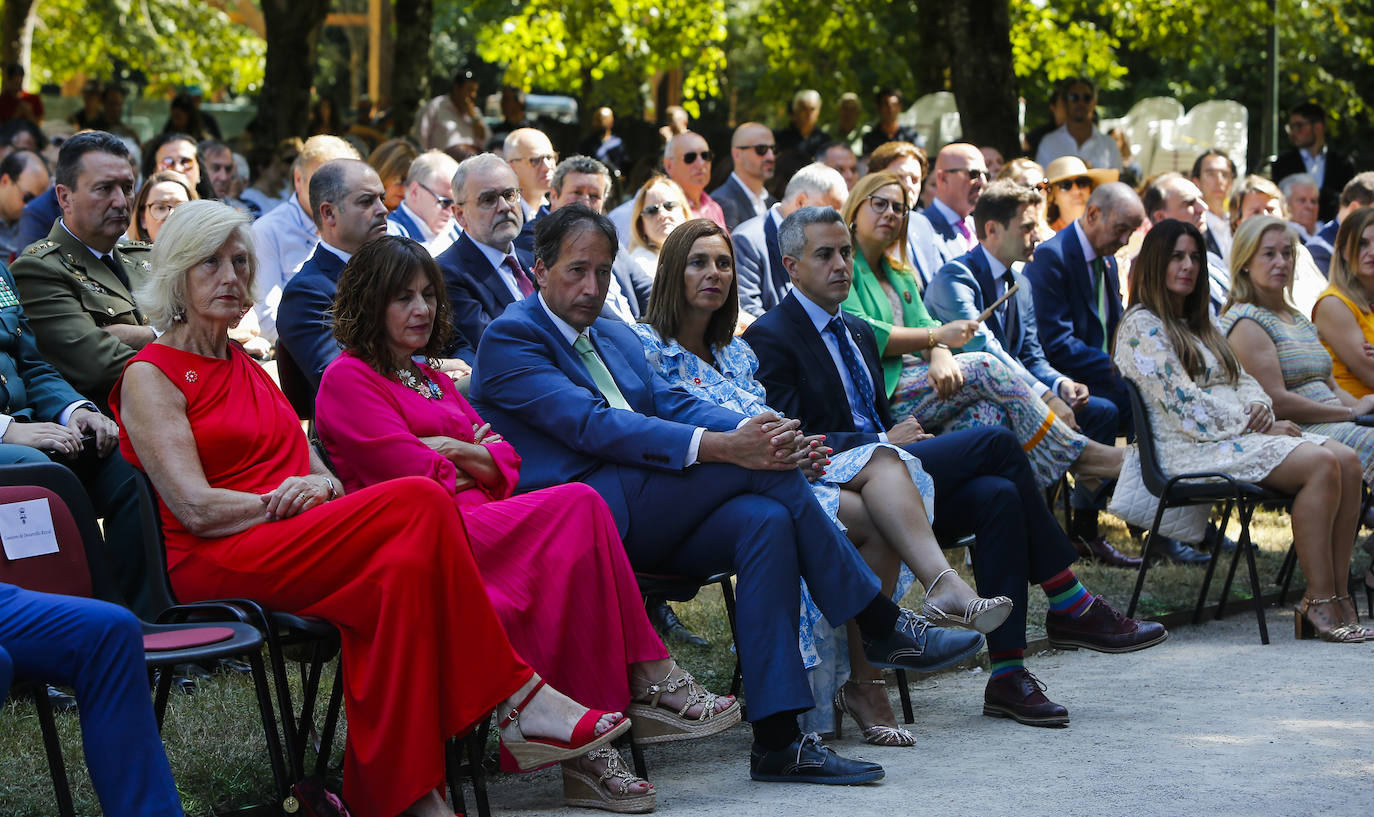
{"left": 983, "top": 669, "right": 1069, "bottom": 727}
{"left": 1045, "top": 596, "right": 1169, "bottom": 653}
{"left": 1071, "top": 536, "right": 1143, "bottom": 568}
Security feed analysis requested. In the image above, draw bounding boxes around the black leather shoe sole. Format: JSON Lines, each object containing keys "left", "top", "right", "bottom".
{"left": 982, "top": 702, "right": 1069, "bottom": 728}
{"left": 749, "top": 766, "right": 885, "bottom": 785}
{"left": 1047, "top": 628, "right": 1169, "bottom": 654}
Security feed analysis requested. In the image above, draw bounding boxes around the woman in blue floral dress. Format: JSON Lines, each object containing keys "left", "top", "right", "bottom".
{"left": 632, "top": 219, "right": 1012, "bottom": 741}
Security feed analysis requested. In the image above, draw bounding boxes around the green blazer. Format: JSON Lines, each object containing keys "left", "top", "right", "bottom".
{"left": 840, "top": 251, "right": 938, "bottom": 397}
{"left": 10, "top": 221, "right": 151, "bottom": 410}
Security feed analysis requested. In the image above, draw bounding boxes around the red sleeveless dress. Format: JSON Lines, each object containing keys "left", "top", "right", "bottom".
{"left": 111, "top": 343, "right": 532, "bottom": 817}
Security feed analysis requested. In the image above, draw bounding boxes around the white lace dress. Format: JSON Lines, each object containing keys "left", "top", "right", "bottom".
{"left": 1114, "top": 307, "right": 1325, "bottom": 482}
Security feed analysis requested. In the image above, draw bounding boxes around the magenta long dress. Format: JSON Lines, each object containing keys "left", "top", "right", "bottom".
{"left": 316, "top": 352, "right": 668, "bottom": 719}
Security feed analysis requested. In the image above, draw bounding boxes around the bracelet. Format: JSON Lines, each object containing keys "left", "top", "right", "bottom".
{"left": 926, "top": 327, "right": 935, "bottom": 349}
{"left": 320, "top": 475, "right": 338, "bottom": 500}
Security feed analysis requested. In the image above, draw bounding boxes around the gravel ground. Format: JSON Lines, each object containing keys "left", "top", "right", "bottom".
{"left": 478, "top": 607, "right": 1374, "bottom": 817}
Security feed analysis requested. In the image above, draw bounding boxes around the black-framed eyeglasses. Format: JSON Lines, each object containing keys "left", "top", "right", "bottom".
{"left": 417, "top": 181, "right": 454, "bottom": 209}
{"left": 460, "top": 187, "right": 521, "bottom": 210}
{"left": 1065, "top": 92, "right": 1094, "bottom": 103}
{"left": 642, "top": 201, "right": 681, "bottom": 217}
{"left": 682, "top": 150, "right": 713, "bottom": 164}
{"left": 736, "top": 144, "right": 775, "bottom": 157}
{"left": 1055, "top": 176, "right": 1093, "bottom": 192}
{"left": 865, "top": 195, "right": 908, "bottom": 217}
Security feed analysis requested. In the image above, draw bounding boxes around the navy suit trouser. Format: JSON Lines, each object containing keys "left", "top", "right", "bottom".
{"left": 594, "top": 463, "right": 882, "bottom": 722}
{"left": 1069, "top": 393, "right": 1121, "bottom": 512}
{"left": 1078, "top": 372, "right": 1133, "bottom": 440}
{"left": 0, "top": 584, "right": 183, "bottom": 816}
{"left": 900, "top": 426, "right": 1078, "bottom": 654}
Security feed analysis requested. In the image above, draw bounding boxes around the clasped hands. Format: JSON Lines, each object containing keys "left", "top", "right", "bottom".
{"left": 716, "top": 412, "right": 832, "bottom": 476}
{"left": 1243, "top": 401, "right": 1300, "bottom": 437}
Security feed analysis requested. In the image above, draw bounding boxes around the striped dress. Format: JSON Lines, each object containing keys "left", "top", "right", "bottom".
{"left": 1221, "top": 301, "right": 1374, "bottom": 482}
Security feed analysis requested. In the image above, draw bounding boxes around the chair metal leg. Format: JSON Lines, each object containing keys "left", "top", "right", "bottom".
{"left": 262, "top": 625, "right": 305, "bottom": 782}
{"left": 32, "top": 684, "right": 75, "bottom": 817}
{"left": 1237, "top": 504, "right": 1271, "bottom": 644}
{"left": 152, "top": 666, "right": 174, "bottom": 731}
{"left": 312, "top": 659, "right": 345, "bottom": 779}
{"left": 1216, "top": 518, "right": 1248, "bottom": 621}
{"left": 445, "top": 736, "right": 468, "bottom": 817}
{"left": 247, "top": 651, "right": 291, "bottom": 804}
{"left": 1193, "top": 501, "right": 1235, "bottom": 624}
{"left": 1126, "top": 500, "right": 1171, "bottom": 618}
{"left": 893, "top": 669, "right": 914, "bottom": 724}
{"left": 718, "top": 578, "right": 743, "bottom": 700}
{"left": 469, "top": 718, "right": 492, "bottom": 817}
{"left": 1274, "top": 544, "right": 1298, "bottom": 606}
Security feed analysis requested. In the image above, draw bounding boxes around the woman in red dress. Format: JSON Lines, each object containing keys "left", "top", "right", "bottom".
{"left": 113, "top": 200, "right": 631, "bottom": 817}
{"left": 314, "top": 236, "right": 741, "bottom": 813}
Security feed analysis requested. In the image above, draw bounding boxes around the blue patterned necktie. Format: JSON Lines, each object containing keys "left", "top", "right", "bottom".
{"left": 826, "top": 316, "right": 882, "bottom": 431}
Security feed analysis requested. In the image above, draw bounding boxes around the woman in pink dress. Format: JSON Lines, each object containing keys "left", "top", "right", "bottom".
{"left": 315, "top": 236, "right": 740, "bottom": 814}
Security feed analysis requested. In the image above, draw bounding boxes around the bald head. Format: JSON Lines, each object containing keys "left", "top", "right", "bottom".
{"left": 503, "top": 127, "right": 556, "bottom": 208}
{"left": 933, "top": 142, "right": 988, "bottom": 217}
{"left": 730, "top": 122, "right": 775, "bottom": 190}
{"left": 1082, "top": 181, "right": 1145, "bottom": 257}
{"left": 664, "top": 130, "right": 712, "bottom": 201}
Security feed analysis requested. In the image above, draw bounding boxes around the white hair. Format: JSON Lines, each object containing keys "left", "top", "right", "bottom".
{"left": 406, "top": 149, "right": 460, "bottom": 187}
{"left": 784, "top": 162, "right": 847, "bottom": 204}
{"left": 139, "top": 200, "right": 256, "bottom": 331}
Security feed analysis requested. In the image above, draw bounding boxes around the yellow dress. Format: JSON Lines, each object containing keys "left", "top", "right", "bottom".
{"left": 1313, "top": 284, "right": 1374, "bottom": 398}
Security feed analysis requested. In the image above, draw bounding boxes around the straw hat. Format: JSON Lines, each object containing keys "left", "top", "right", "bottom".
{"left": 1043, "top": 155, "right": 1118, "bottom": 187}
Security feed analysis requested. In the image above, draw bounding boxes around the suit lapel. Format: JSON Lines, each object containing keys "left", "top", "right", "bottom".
{"left": 588, "top": 325, "right": 648, "bottom": 410}
{"left": 964, "top": 250, "right": 1006, "bottom": 343}
{"left": 462, "top": 234, "right": 516, "bottom": 308}
{"left": 526, "top": 299, "right": 601, "bottom": 397}
{"left": 762, "top": 215, "right": 789, "bottom": 304}
{"left": 780, "top": 294, "right": 851, "bottom": 417}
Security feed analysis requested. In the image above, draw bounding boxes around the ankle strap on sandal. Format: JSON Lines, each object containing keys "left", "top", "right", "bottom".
{"left": 925, "top": 567, "right": 957, "bottom": 596}
{"left": 502, "top": 678, "right": 546, "bottom": 725}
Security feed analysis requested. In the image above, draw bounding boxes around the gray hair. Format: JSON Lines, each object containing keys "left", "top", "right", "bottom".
{"left": 778, "top": 205, "right": 845, "bottom": 259}
{"left": 784, "top": 162, "right": 847, "bottom": 204}
{"left": 1278, "top": 172, "right": 1319, "bottom": 199}
{"left": 663, "top": 130, "right": 705, "bottom": 162}
{"left": 308, "top": 158, "right": 370, "bottom": 227}
{"left": 405, "top": 149, "right": 459, "bottom": 187}
{"left": 450, "top": 153, "right": 513, "bottom": 200}
{"left": 792, "top": 89, "right": 821, "bottom": 111}
{"left": 1087, "top": 181, "right": 1144, "bottom": 218}
{"left": 139, "top": 200, "right": 257, "bottom": 331}
{"left": 551, "top": 155, "right": 610, "bottom": 195}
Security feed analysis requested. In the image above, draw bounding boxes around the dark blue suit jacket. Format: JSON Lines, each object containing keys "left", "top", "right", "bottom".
{"left": 1308, "top": 218, "right": 1339, "bottom": 277}
{"left": 276, "top": 245, "right": 347, "bottom": 385}
{"left": 743, "top": 291, "right": 892, "bottom": 454}
{"left": 512, "top": 204, "right": 549, "bottom": 256}
{"left": 710, "top": 175, "right": 774, "bottom": 232}
{"left": 1022, "top": 223, "right": 1122, "bottom": 388}
{"left": 906, "top": 210, "right": 950, "bottom": 290}
{"left": 386, "top": 205, "right": 424, "bottom": 240}
{"left": 17, "top": 188, "right": 60, "bottom": 252}
{"left": 733, "top": 209, "right": 791, "bottom": 317}
{"left": 0, "top": 264, "right": 88, "bottom": 419}
{"left": 435, "top": 232, "right": 535, "bottom": 349}
{"left": 468, "top": 296, "right": 745, "bottom": 529}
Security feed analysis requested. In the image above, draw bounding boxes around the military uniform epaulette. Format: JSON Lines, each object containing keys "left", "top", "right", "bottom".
{"left": 116, "top": 240, "right": 152, "bottom": 252}
{"left": 24, "top": 240, "right": 60, "bottom": 256}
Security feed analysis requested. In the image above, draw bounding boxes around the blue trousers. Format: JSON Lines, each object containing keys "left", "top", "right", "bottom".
{"left": 0, "top": 584, "right": 182, "bottom": 816}
{"left": 1069, "top": 393, "right": 1121, "bottom": 512}
{"left": 590, "top": 462, "right": 882, "bottom": 722}
{"left": 901, "top": 426, "right": 1078, "bottom": 654}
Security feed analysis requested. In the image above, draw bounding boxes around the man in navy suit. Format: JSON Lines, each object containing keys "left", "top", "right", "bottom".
{"left": 471, "top": 204, "right": 983, "bottom": 783}
{"left": 733, "top": 162, "right": 847, "bottom": 319}
{"left": 912, "top": 142, "right": 989, "bottom": 274}
{"left": 385, "top": 149, "right": 460, "bottom": 257}
{"left": 1023, "top": 181, "right": 1144, "bottom": 429}
{"left": 745, "top": 206, "right": 1166, "bottom": 727}
{"left": 435, "top": 154, "right": 537, "bottom": 350}
{"left": 279, "top": 159, "right": 474, "bottom": 385}
{"left": 925, "top": 181, "right": 1135, "bottom": 568}
{"left": 709, "top": 122, "right": 777, "bottom": 230}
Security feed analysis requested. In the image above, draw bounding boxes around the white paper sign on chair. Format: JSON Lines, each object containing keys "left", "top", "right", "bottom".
{"left": 0, "top": 497, "right": 60, "bottom": 561}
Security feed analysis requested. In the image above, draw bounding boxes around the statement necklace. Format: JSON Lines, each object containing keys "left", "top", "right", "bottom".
{"left": 394, "top": 365, "right": 443, "bottom": 400}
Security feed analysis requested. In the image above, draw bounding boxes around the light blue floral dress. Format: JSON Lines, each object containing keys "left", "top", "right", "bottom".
{"left": 633, "top": 324, "right": 932, "bottom": 732}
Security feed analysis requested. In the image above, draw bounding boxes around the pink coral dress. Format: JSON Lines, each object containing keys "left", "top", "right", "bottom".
{"left": 316, "top": 352, "right": 668, "bottom": 718}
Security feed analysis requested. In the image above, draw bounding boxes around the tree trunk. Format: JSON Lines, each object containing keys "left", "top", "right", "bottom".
{"left": 945, "top": 0, "right": 1020, "bottom": 157}
{"left": 1, "top": 0, "right": 36, "bottom": 70}
{"left": 259, "top": 0, "right": 331, "bottom": 144}
{"left": 391, "top": 0, "right": 433, "bottom": 140}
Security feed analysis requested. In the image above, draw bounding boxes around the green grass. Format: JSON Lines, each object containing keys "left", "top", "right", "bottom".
{"left": 2, "top": 506, "right": 1367, "bottom": 816}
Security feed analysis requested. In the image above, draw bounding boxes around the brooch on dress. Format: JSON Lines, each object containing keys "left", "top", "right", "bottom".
{"left": 185, "top": 370, "right": 198, "bottom": 383}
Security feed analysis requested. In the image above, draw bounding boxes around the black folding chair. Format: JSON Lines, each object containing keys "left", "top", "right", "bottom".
{"left": 0, "top": 462, "right": 288, "bottom": 816}
{"left": 1121, "top": 378, "right": 1290, "bottom": 644}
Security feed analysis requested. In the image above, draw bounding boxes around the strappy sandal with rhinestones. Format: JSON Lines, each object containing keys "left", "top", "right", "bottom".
{"left": 562, "top": 746, "right": 656, "bottom": 814}
{"left": 833, "top": 679, "right": 916, "bottom": 747}
{"left": 1295, "top": 596, "right": 1365, "bottom": 643}
{"left": 920, "top": 567, "right": 1015, "bottom": 634}
{"left": 627, "top": 665, "right": 741, "bottom": 744}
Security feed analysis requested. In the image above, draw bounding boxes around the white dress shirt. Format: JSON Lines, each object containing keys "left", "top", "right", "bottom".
{"left": 1035, "top": 124, "right": 1123, "bottom": 171}
{"left": 791, "top": 288, "right": 888, "bottom": 440}
{"left": 731, "top": 172, "right": 769, "bottom": 219}
{"left": 251, "top": 193, "right": 320, "bottom": 342}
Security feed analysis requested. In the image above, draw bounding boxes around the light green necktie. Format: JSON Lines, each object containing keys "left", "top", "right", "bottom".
{"left": 573, "top": 334, "right": 631, "bottom": 410}
{"left": 1093, "top": 257, "right": 1111, "bottom": 353}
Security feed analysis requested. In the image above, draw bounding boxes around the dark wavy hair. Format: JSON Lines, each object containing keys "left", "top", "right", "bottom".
{"left": 641, "top": 218, "right": 738, "bottom": 351}
{"left": 330, "top": 235, "right": 455, "bottom": 374}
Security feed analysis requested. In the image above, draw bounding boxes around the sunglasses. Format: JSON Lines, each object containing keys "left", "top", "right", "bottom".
{"left": 736, "top": 144, "right": 775, "bottom": 157}
{"left": 865, "top": 195, "right": 908, "bottom": 217}
{"left": 1055, "top": 177, "right": 1093, "bottom": 192}
{"left": 159, "top": 156, "right": 196, "bottom": 171}
{"left": 417, "top": 181, "right": 454, "bottom": 209}
{"left": 462, "top": 187, "right": 521, "bottom": 210}
{"left": 642, "top": 201, "right": 681, "bottom": 217}
{"left": 944, "top": 168, "right": 989, "bottom": 182}
{"left": 511, "top": 153, "right": 558, "bottom": 166}
{"left": 1064, "top": 92, "right": 1094, "bottom": 103}
{"left": 682, "top": 150, "right": 713, "bottom": 165}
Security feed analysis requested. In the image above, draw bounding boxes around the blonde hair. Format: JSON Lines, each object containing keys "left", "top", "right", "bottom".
{"left": 1222, "top": 215, "right": 1297, "bottom": 315}
{"left": 139, "top": 200, "right": 256, "bottom": 331}
{"left": 841, "top": 171, "right": 912, "bottom": 271}
{"left": 1327, "top": 206, "right": 1374, "bottom": 312}
{"left": 297, "top": 134, "right": 360, "bottom": 176}
{"left": 629, "top": 175, "right": 690, "bottom": 252}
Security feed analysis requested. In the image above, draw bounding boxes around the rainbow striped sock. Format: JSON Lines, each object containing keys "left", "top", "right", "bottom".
{"left": 1042, "top": 568, "right": 1093, "bottom": 618}
{"left": 989, "top": 649, "right": 1025, "bottom": 680}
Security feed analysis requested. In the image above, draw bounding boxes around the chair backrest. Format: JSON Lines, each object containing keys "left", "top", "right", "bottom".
{"left": 0, "top": 463, "right": 104, "bottom": 600}
{"left": 131, "top": 470, "right": 181, "bottom": 613}
{"left": 1121, "top": 377, "right": 1171, "bottom": 496}
{"left": 274, "top": 338, "right": 317, "bottom": 422}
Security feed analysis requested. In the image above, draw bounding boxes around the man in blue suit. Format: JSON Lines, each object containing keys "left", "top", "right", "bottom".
{"left": 709, "top": 122, "right": 777, "bottom": 231}
{"left": 733, "top": 162, "right": 847, "bottom": 319}
{"left": 926, "top": 181, "right": 1135, "bottom": 568}
{"left": 435, "top": 154, "right": 537, "bottom": 349}
{"left": 911, "top": 143, "right": 989, "bottom": 276}
{"left": 745, "top": 206, "right": 1166, "bottom": 727}
{"left": 470, "top": 204, "right": 983, "bottom": 783}
{"left": 1023, "top": 181, "right": 1144, "bottom": 429}
{"left": 385, "top": 150, "right": 461, "bottom": 257}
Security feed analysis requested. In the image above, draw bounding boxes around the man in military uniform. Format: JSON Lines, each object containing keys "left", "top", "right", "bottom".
{"left": 10, "top": 132, "right": 153, "bottom": 414}
{"left": 0, "top": 259, "right": 149, "bottom": 616}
